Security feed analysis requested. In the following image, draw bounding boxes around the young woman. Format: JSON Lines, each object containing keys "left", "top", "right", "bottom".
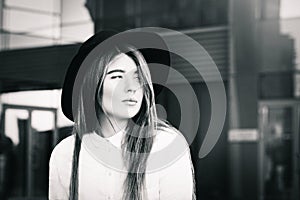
{"left": 49, "top": 31, "right": 196, "bottom": 200}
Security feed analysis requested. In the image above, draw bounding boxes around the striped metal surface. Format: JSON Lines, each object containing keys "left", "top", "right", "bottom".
{"left": 0, "top": 44, "right": 80, "bottom": 92}
{"left": 0, "top": 26, "right": 229, "bottom": 92}
{"left": 161, "top": 26, "right": 229, "bottom": 83}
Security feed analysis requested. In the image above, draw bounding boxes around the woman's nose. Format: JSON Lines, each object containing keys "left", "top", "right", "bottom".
{"left": 124, "top": 77, "right": 140, "bottom": 93}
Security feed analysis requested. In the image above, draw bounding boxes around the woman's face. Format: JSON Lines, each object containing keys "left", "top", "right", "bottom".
{"left": 101, "top": 53, "right": 144, "bottom": 121}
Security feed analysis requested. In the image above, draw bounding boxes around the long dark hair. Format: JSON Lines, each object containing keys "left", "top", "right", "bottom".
{"left": 69, "top": 45, "right": 195, "bottom": 200}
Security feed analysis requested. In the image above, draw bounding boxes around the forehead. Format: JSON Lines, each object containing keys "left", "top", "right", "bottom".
{"left": 107, "top": 53, "right": 138, "bottom": 72}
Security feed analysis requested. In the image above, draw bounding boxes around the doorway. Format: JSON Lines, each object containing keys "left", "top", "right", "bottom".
{"left": 258, "top": 100, "right": 300, "bottom": 200}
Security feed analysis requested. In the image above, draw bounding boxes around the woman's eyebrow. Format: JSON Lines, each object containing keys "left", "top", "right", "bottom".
{"left": 106, "top": 69, "right": 125, "bottom": 74}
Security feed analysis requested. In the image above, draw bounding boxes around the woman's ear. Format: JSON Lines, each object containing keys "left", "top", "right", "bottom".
{"left": 94, "top": 84, "right": 104, "bottom": 120}
{"left": 95, "top": 81, "right": 103, "bottom": 103}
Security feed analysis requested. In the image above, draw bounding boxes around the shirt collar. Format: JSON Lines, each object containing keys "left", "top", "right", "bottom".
{"left": 105, "top": 129, "right": 124, "bottom": 147}
{"left": 91, "top": 129, "right": 124, "bottom": 148}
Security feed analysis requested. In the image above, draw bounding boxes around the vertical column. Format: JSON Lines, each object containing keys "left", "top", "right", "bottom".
{"left": 94, "top": 0, "right": 104, "bottom": 32}
{"left": 134, "top": 0, "right": 141, "bottom": 27}
{"left": 0, "top": 0, "right": 4, "bottom": 50}
{"left": 26, "top": 110, "right": 33, "bottom": 196}
{"left": 52, "top": 109, "right": 58, "bottom": 148}
{"left": 93, "top": 0, "right": 127, "bottom": 32}
{"left": 229, "top": 0, "right": 260, "bottom": 199}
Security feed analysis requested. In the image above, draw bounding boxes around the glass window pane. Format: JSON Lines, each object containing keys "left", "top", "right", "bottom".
{"left": 31, "top": 110, "right": 54, "bottom": 132}
{"left": 3, "top": 9, "right": 59, "bottom": 37}
{"left": 1, "top": 0, "right": 93, "bottom": 50}
{"left": 61, "top": 23, "right": 93, "bottom": 43}
{"left": 7, "top": 34, "right": 55, "bottom": 49}
{"left": 5, "top": 108, "right": 29, "bottom": 145}
{"left": 280, "top": 18, "right": 300, "bottom": 71}
{"left": 61, "top": 0, "right": 93, "bottom": 43}
{"left": 6, "top": 0, "right": 60, "bottom": 13}
{"left": 280, "top": 0, "right": 300, "bottom": 19}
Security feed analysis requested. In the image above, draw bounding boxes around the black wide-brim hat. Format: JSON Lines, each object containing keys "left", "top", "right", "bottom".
{"left": 61, "top": 30, "right": 170, "bottom": 122}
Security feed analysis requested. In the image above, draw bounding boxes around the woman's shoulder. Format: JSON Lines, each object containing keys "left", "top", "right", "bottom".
{"left": 152, "top": 127, "right": 189, "bottom": 152}
{"left": 50, "top": 135, "right": 75, "bottom": 162}
{"left": 148, "top": 126, "right": 193, "bottom": 173}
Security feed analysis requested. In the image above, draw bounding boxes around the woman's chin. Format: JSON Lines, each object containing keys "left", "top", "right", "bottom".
{"left": 111, "top": 111, "right": 139, "bottom": 121}
{"left": 120, "top": 113, "right": 139, "bottom": 120}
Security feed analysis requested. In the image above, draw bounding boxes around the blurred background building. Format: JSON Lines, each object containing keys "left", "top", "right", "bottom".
{"left": 0, "top": 0, "right": 299, "bottom": 199}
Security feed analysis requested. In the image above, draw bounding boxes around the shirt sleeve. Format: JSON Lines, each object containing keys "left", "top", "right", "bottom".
{"left": 48, "top": 148, "right": 69, "bottom": 200}
{"left": 159, "top": 147, "right": 196, "bottom": 200}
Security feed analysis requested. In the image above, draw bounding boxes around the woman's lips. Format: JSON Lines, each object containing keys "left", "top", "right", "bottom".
{"left": 122, "top": 99, "right": 138, "bottom": 106}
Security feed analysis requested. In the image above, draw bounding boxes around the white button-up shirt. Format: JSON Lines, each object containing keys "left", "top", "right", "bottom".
{"left": 49, "top": 129, "right": 195, "bottom": 200}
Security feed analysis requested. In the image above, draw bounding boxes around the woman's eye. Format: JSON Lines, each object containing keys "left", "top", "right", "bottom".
{"left": 111, "top": 75, "right": 123, "bottom": 79}
{"left": 134, "top": 76, "right": 140, "bottom": 81}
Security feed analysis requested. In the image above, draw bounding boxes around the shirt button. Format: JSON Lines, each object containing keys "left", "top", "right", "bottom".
{"left": 108, "top": 196, "right": 111, "bottom": 200}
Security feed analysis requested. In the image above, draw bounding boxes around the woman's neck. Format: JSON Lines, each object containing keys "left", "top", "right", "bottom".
{"left": 99, "top": 116, "right": 128, "bottom": 138}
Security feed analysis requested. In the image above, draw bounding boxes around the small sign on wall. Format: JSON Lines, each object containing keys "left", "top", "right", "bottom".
{"left": 228, "top": 129, "right": 259, "bottom": 142}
